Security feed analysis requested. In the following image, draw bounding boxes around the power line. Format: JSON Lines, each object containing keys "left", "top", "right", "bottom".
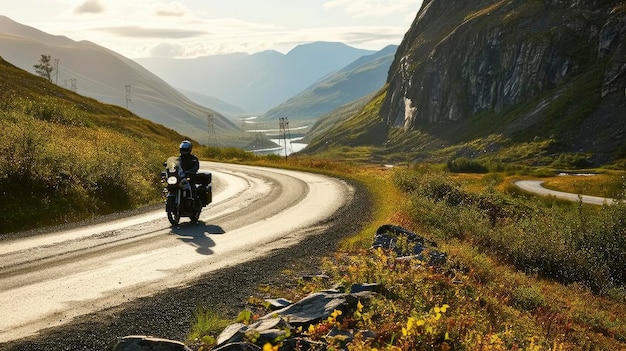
{"left": 64, "top": 78, "right": 77, "bottom": 93}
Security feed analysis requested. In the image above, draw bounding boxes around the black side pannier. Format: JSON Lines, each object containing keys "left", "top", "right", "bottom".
{"left": 195, "top": 172, "right": 211, "bottom": 186}
{"left": 195, "top": 172, "right": 212, "bottom": 206}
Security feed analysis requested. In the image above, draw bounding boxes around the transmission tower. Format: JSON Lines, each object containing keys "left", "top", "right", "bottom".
{"left": 125, "top": 85, "right": 133, "bottom": 111}
{"left": 69, "top": 79, "right": 77, "bottom": 92}
{"left": 279, "top": 117, "right": 291, "bottom": 159}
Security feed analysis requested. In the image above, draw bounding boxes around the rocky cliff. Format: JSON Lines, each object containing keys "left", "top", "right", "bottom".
{"left": 379, "top": 0, "right": 625, "bottom": 163}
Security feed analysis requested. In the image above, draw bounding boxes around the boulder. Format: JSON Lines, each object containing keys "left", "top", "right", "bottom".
{"left": 214, "top": 287, "right": 376, "bottom": 350}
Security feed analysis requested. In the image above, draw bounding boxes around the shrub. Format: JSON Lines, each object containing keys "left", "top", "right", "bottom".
{"left": 396, "top": 167, "right": 626, "bottom": 293}
{"left": 511, "top": 286, "right": 547, "bottom": 311}
{"left": 0, "top": 102, "right": 169, "bottom": 233}
{"left": 447, "top": 157, "right": 489, "bottom": 173}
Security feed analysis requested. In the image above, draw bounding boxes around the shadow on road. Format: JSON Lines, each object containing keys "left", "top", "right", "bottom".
{"left": 170, "top": 221, "right": 226, "bottom": 255}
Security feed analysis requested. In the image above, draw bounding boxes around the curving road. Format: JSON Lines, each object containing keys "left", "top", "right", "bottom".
{"left": 0, "top": 161, "right": 353, "bottom": 343}
{"left": 514, "top": 180, "right": 616, "bottom": 205}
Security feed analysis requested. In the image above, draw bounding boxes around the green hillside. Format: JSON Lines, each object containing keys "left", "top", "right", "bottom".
{"left": 0, "top": 56, "right": 191, "bottom": 234}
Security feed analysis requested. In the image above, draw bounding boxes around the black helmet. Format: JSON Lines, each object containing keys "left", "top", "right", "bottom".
{"left": 179, "top": 140, "right": 192, "bottom": 155}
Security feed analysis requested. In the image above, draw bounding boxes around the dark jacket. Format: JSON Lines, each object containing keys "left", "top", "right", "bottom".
{"left": 180, "top": 153, "right": 199, "bottom": 175}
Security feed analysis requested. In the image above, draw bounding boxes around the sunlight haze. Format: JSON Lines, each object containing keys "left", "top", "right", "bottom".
{"left": 2, "top": 0, "right": 422, "bottom": 58}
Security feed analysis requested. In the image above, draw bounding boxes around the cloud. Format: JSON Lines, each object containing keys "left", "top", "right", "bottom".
{"left": 340, "top": 28, "right": 405, "bottom": 44}
{"left": 101, "top": 26, "right": 207, "bottom": 39}
{"left": 323, "top": 0, "right": 421, "bottom": 18}
{"left": 74, "top": 0, "right": 106, "bottom": 14}
{"left": 155, "top": 2, "right": 191, "bottom": 17}
{"left": 149, "top": 42, "right": 186, "bottom": 57}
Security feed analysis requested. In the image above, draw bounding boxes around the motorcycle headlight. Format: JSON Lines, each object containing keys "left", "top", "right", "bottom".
{"left": 167, "top": 176, "right": 178, "bottom": 185}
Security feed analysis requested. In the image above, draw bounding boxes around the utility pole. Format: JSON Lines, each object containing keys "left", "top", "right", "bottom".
{"left": 279, "top": 117, "right": 289, "bottom": 159}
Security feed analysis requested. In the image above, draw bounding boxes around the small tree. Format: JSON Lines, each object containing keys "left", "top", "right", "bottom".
{"left": 34, "top": 54, "right": 54, "bottom": 82}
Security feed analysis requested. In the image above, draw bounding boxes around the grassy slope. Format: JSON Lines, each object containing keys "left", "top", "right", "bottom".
{"left": 0, "top": 56, "right": 190, "bottom": 234}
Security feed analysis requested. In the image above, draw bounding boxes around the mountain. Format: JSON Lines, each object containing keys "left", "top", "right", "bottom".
{"left": 302, "top": 93, "right": 376, "bottom": 144}
{"left": 0, "top": 16, "right": 241, "bottom": 145}
{"left": 260, "top": 45, "right": 398, "bottom": 123}
{"left": 177, "top": 88, "right": 247, "bottom": 118}
{"left": 135, "top": 42, "right": 376, "bottom": 114}
{"left": 304, "top": 0, "right": 626, "bottom": 167}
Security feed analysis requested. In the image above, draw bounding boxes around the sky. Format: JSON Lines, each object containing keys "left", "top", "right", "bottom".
{"left": 3, "top": 0, "right": 424, "bottom": 59}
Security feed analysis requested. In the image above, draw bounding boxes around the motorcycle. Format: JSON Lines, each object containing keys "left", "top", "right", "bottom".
{"left": 161, "top": 156, "right": 212, "bottom": 225}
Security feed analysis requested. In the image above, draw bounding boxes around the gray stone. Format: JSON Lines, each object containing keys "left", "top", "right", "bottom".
{"left": 215, "top": 317, "right": 291, "bottom": 348}
{"left": 261, "top": 291, "right": 349, "bottom": 325}
{"left": 214, "top": 286, "right": 375, "bottom": 350}
{"left": 265, "top": 297, "right": 293, "bottom": 310}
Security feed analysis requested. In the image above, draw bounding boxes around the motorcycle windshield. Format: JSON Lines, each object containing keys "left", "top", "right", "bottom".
{"left": 166, "top": 156, "right": 180, "bottom": 170}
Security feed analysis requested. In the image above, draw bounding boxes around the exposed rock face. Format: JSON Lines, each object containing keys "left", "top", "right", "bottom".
{"left": 381, "top": 0, "right": 625, "bottom": 150}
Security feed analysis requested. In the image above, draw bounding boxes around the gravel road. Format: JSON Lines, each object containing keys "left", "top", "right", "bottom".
{"left": 514, "top": 180, "right": 617, "bottom": 205}
{"left": 0, "top": 172, "right": 371, "bottom": 351}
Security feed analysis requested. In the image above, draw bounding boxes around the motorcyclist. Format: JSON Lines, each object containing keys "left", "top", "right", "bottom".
{"left": 179, "top": 140, "right": 200, "bottom": 208}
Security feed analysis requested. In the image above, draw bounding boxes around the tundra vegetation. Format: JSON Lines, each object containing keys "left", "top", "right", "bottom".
{"left": 187, "top": 156, "right": 626, "bottom": 351}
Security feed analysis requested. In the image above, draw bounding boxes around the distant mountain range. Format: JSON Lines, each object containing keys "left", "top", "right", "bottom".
{"left": 0, "top": 15, "right": 398, "bottom": 148}
{"left": 260, "top": 44, "right": 397, "bottom": 123}
{"left": 135, "top": 42, "right": 377, "bottom": 115}
{"left": 0, "top": 15, "right": 241, "bottom": 145}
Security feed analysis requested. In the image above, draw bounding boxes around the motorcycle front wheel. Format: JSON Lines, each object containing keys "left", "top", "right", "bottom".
{"left": 166, "top": 197, "right": 180, "bottom": 225}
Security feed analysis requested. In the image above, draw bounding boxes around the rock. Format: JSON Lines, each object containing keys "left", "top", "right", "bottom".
{"left": 106, "top": 335, "right": 192, "bottom": 351}
{"left": 213, "top": 288, "right": 375, "bottom": 351}
{"left": 260, "top": 291, "right": 351, "bottom": 325}
{"left": 215, "top": 317, "right": 291, "bottom": 347}
{"left": 372, "top": 224, "right": 446, "bottom": 265}
{"left": 265, "top": 297, "right": 293, "bottom": 310}
{"left": 348, "top": 282, "right": 381, "bottom": 294}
